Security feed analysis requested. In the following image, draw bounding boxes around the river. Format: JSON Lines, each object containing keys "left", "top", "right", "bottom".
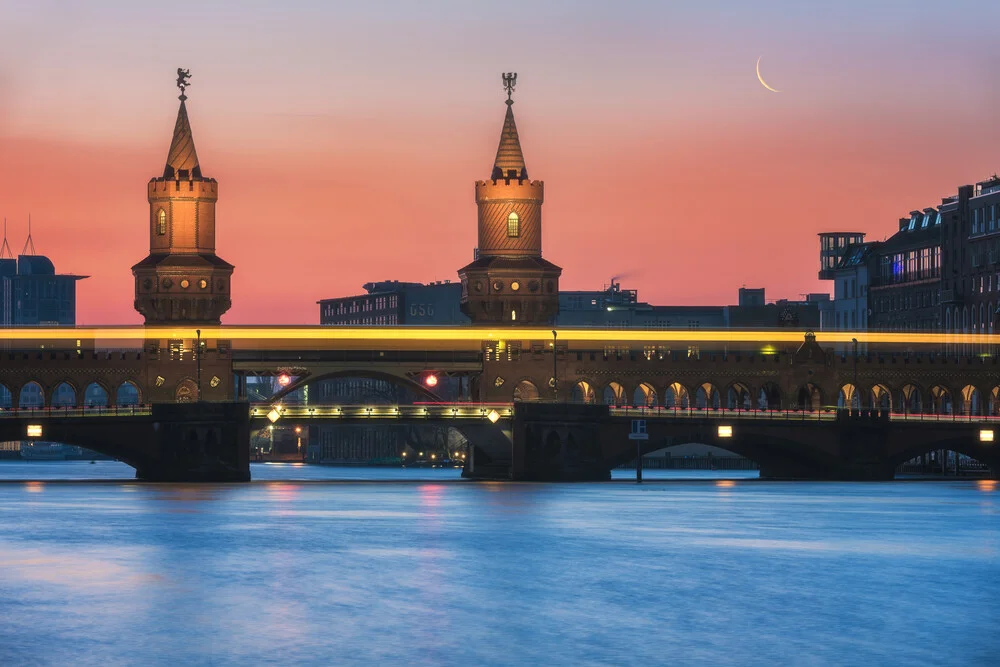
{"left": 0, "top": 462, "right": 996, "bottom": 666}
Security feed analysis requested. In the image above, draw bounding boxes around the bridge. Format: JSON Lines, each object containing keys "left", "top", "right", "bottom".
{"left": 2, "top": 398, "right": 997, "bottom": 481}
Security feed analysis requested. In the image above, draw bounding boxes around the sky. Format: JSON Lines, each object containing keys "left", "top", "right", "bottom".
{"left": 1, "top": 0, "right": 999, "bottom": 324}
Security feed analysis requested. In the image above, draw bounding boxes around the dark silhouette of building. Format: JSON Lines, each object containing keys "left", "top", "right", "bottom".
{"left": 0, "top": 240, "right": 86, "bottom": 326}
{"left": 458, "top": 75, "right": 561, "bottom": 325}
{"left": 940, "top": 180, "right": 1000, "bottom": 333}
{"left": 318, "top": 280, "right": 469, "bottom": 325}
{"left": 132, "top": 80, "right": 234, "bottom": 324}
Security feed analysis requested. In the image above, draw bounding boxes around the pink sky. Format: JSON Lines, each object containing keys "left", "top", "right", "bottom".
{"left": 1, "top": 0, "right": 999, "bottom": 323}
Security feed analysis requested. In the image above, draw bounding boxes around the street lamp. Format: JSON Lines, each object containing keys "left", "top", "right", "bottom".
{"left": 196, "top": 329, "right": 203, "bottom": 400}
{"left": 851, "top": 337, "right": 859, "bottom": 410}
{"left": 551, "top": 329, "right": 558, "bottom": 400}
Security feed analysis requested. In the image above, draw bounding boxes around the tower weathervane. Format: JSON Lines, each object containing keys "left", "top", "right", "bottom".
{"left": 176, "top": 68, "right": 192, "bottom": 101}
{"left": 502, "top": 72, "right": 517, "bottom": 104}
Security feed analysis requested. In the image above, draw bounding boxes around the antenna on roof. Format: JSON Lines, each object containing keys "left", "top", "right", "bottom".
{"left": 0, "top": 218, "right": 12, "bottom": 260}
{"left": 21, "top": 214, "right": 36, "bottom": 255}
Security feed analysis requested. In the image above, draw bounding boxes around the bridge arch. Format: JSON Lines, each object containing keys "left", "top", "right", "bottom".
{"left": 513, "top": 379, "right": 540, "bottom": 402}
{"left": 897, "top": 384, "right": 923, "bottom": 414}
{"left": 928, "top": 385, "right": 953, "bottom": 415}
{"left": 870, "top": 384, "right": 892, "bottom": 411}
{"left": 0, "top": 383, "right": 11, "bottom": 409}
{"left": 959, "top": 385, "right": 982, "bottom": 416}
{"left": 887, "top": 436, "right": 997, "bottom": 474}
{"left": 602, "top": 381, "right": 625, "bottom": 406}
{"left": 664, "top": 382, "right": 691, "bottom": 409}
{"left": 116, "top": 380, "right": 143, "bottom": 406}
{"left": 83, "top": 381, "right": 111, "bottom": 407}
{"left": 19, "top": 381, "right": 44, "bottom": 409}
{"left": 694, "top": 382, "right": 720, "bottom": 410}
{"left": 837, "top": 384, "right": 861, "bottom": 410}
{"left": 633, "top": 382, "right": 657, "bottom": 408}
{"left": 758, "top": 382, "right": 781, "bottom": 410}
{"left": 266, "top": 369, "right": 445, "bottom": 405}
{"left": 51, "top": 381, "right": 78, "bottom": 408}
{"left": 796, "top": 383, "right": 822, "bottom": 411}
{"left": 571, "top": 381, "right": 597, "bottom": 404}
{"left": 990, "top": 387, "right": 1000, "bottom": 416}
{"left": 727, "top": 383, "right": 752, "bottom": 410}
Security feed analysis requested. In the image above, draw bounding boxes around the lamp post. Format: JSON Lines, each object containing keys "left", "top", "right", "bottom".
{"left": 551, "top": 329, "right": 558, "bottom": 401}
{"left": 196, "top": 328, "right": 203, "bottom": 401}
{"left": 851, "top": 337, "right": 858, "bottom": 410}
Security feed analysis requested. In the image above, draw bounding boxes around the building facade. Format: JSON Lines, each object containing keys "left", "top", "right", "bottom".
{"left": 458, "top": 75, "right": 562, "bottom": 325}
{"left": 0, "top": 252, "right": 86, "bottom": 326}
{"left": 132, "top": 76, "right": 234, "bottom": 325}
{"left": 318, "top": 280, "right": 469, "bottom": 326}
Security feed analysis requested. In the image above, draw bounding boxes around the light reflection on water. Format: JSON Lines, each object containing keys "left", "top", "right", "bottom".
{"left": 0, "top": 462, "right": 996, "bottom": 666}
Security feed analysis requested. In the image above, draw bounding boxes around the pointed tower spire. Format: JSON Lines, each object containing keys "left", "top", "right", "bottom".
{"left": 0, "top": 218, "right": 13, "bottom": 260}
{"left": 492, "top": 72, "right": 527, "bottom": 180}
{"left": 163, "top": 68, "right": 202, "bottom": 179}
{"left": 21, "top": 214, "right": 36, "bottom": 255}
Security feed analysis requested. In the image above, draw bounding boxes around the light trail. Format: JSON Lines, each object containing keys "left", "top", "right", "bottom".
{"left": 0, "top": 325, "right": 997, "bottom": 348}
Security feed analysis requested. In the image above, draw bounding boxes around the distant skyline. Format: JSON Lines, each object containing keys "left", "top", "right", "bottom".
{"left": 2, "top": 0, "right": 999, "bottom": 324}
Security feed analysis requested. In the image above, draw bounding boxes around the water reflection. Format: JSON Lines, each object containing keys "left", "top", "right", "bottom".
{"left": 0, "top": 465, "right": 995, "bottom": 666}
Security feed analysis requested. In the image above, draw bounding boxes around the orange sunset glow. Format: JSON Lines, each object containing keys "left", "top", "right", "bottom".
{"left": 1, "top": 1, "right": 998, "bottom": 324}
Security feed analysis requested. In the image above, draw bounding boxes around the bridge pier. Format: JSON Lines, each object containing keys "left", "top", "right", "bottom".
{"left": 139, "top": 402, "right": 250, "bottom": 482}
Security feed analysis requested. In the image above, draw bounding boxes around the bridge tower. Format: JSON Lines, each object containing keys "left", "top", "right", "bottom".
{"left": 132, "top": 70, "right": 234, "bottom": 325}
{"left": 458, "top": 73, "right": 561, "bottom": 325}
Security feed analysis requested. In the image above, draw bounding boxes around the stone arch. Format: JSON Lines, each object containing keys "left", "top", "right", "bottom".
{"left": 727, "top": 382, "right": 752, "bottom": 410}
{"left": 757, "top": 382, "right": 781, "bottom": 410}
{"left": 897, "top": 384, "right": 923, "bottom": 414}
{"left": 602, "top": 381, "right": 625, "bottom": 405}
{"left": 664, "top": 382, "right": 691, "bottom": 409}
{"left": 175, "top": 378, "right": 199, "bottom": 403}
{"left": 928, "top": 385, "right": 953, "bottom": 415}
{"left": 837, "top": 383, "right": 861, "bottom": 410}
{"left": 51, "top": 381, "right": 77, "bottom": 408}
{"left": 116, "top": 380, "right": 142, "bottom": 406}
{"left": 990, "top": 386, "right": 1000, "bottom": 417}
{"left": 513, "top": 379, "right": 540, "bottom": 402}
{"left": 570, "top": 381, "right": 596, "bottom": 404}
{"left": 796, "top": 383, "right": 822, "bottom": 410}
{"left": 959, "top": 385, "right": 981, "bottom": 416}
{"left": 945, "top": 308, "right": 952, "bottom": 330}
{"left": 633, "top": 382, "right": 657, "bottom": 408}
{"left": 19, "top": 381, "right": 44, "bottom": 409}
{"left": 694, "top": 382, "right": 720, "bottom": 410}
{"left": 870, "top": 384, "right": 892, "bottom": 411}
{"left": 0, "top": 383, "right": 11, "bottom": 410}
{"left": 267, "top": 369, "right": 444, "bottom": 405}
{"left": 83, "top": 381, "right": 110, "bottom": 407}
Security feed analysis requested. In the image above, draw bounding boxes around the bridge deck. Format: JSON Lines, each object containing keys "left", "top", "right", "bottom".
{"left": 1, "top": 403, "right": 997, "bottom": 427}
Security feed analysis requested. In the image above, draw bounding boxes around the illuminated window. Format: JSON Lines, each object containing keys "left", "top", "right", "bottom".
{"left": 157, "top": 209, "right": 167, "bottom": 235}
{"left": 507, "top": 212, "right": 520, "bottom": 237}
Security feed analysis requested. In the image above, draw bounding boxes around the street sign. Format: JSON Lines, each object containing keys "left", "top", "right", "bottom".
{"left": 629, "top": 419, "right": 648, "bottom": 440}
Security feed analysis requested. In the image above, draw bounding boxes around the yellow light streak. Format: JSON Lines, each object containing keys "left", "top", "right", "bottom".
{"left": 0, "top": 325, "right": 997, "bottom": 347}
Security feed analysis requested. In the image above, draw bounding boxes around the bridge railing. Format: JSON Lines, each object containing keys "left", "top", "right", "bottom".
{"left": 250, "top": 403, "right": 515, "bottom": 421}
{"left": 607, "top": 405, "right": 1000, "bottom": 424}
{"left": 0, "top": 404, "right": 154, "bottom": 419}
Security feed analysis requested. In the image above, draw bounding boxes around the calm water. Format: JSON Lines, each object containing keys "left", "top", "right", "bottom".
{"left": 0, "top": 463, "right": 996, "bottom": 666}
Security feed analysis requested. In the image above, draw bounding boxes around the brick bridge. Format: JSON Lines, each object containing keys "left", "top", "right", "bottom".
{"left": 1, "top": 330, "right": 999, "bottom": 480}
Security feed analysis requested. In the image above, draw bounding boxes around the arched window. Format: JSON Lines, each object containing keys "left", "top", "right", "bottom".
{"left": 507, "top": 211, "right": 520, "bottom": 238}
{"left": 157, "top": 209, "right": 167, "bottom": 235}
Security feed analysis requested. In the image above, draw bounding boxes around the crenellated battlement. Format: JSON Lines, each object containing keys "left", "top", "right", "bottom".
{"left": 475, "top": 178, "right": 544, "bottom": 203}
{"left": 148, "top": 177, "right": 218, "bottom": 200}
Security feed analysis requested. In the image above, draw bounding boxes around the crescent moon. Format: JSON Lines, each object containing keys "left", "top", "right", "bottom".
{"left": 756, "top": 56, "right": 781, "bottom": 93}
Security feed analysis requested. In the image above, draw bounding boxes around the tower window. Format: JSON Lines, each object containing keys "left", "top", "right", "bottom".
{"left": 157, "top": 209, "right": 167, "bottom": 235}
{"left": 507, "top": 212, "right": 520, "bottom": 238}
